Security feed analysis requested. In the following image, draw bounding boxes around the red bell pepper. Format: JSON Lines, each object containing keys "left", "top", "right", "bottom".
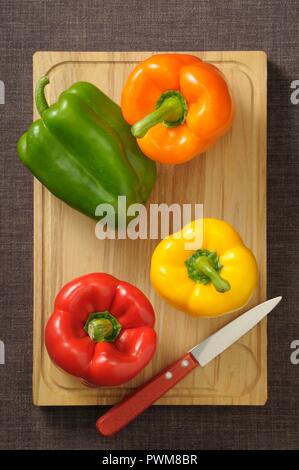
{"left": 45, "top": 273, "right": 157, "bottom": 386}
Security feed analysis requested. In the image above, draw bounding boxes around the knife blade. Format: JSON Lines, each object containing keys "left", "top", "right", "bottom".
{"left": 190, "top": 296, "right": 282, "bottom": 366}
{"left": 97, "top": 297, "right": 282, "bottom": 436}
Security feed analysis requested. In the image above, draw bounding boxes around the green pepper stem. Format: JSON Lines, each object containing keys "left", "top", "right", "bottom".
{"left": 35, "top": 76, "right": 50, "bottom": 116}
{"left": 84, "top": 311, "right": 122, "bottom": 343}
{"left": 194, "top": 256, "right": 231, "bottom": 293}
{"left": 131, "top": 90, "right": 187, "bottom": 138}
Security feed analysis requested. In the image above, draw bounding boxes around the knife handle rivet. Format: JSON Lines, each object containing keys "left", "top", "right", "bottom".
{"left": 181, "top": 359, "right": 189, "bottom": 368}
{"left": 165, "top": 371, "right": 173, "bottom": 380}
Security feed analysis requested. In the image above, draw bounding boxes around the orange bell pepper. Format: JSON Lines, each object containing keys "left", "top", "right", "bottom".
{"left": 121, "top": 54, "right": 234, "bottom": 164}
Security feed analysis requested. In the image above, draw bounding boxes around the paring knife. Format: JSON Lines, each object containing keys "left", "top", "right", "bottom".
{"left": 97, "top": 296, "right": 282, "bottom": 436}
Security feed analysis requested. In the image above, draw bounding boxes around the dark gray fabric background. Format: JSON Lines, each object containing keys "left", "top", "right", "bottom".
{"left": 0, "top": 0, "right": 298, "bottom": 450}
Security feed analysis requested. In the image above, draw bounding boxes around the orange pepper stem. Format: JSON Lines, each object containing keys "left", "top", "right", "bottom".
{"left": 194, "top": 256, "right": 231, "bottom": 293}
{"left": 131, "top": 90, "right": 188, "bottom": 138}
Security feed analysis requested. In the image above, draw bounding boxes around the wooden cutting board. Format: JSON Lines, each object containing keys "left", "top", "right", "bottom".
{"left": 32, "top": 51, "right": 267, "bottom": 406}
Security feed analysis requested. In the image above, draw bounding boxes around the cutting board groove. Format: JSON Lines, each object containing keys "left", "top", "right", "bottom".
{"left": 33, "top": 51, "right": 267, "bottom": 406}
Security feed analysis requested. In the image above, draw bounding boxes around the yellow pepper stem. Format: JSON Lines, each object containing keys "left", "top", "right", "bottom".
{"left": 131, "top": 90, "right": 187, "bottom": 138}
{"left": 194, "top": 256, "right": 231, "bottom": 293}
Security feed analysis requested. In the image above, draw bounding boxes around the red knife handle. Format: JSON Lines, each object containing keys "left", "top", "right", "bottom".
{"left": 96, "top": 352, "right": 198, "bottom": 436}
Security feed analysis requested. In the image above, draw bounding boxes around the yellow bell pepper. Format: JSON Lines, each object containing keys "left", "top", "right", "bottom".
{"left": 150, "top": 218, "right": 258, "bottom": 317}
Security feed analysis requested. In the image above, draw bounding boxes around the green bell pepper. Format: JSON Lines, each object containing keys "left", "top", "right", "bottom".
{"left": 17, "top": 77, "right": 156, "bottom": 221}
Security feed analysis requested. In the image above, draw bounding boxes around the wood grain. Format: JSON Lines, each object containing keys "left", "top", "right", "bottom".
{"left": 32, "top": 51, "right": 267, "bottom": 406}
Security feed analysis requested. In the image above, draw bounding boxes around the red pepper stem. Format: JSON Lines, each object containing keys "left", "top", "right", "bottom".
{"left": 87, "top": 318, "right": 113, "bottom": 342}
{"left": 84, "top": 311, "right": 122, "bottom": 343}
{"left": 194, "top": 256, "right": 231, "bottom": 293}
{"left": 35, "top": 76, "right": 50, "bottom": 116}
{"left": 131, "top": 90, "right": 187, "bottom": 138}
